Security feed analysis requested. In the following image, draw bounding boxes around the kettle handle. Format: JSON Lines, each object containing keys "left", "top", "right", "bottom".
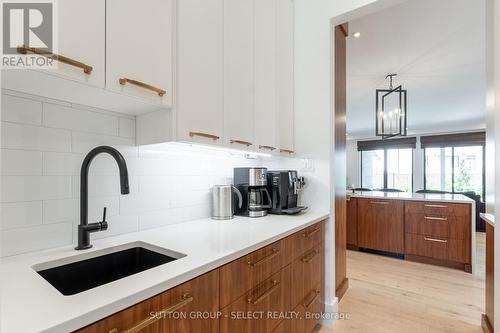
{"left": 232, "top": 186, "right": 243, "bottom": 209}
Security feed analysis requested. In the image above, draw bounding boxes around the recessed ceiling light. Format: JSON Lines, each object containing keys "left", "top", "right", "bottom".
{"left": 352, "top": 32, "right": 361, "bottom": 38}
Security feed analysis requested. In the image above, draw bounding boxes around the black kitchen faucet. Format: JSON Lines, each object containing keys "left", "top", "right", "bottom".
{"left": 75, "top": 146, "right": 130, "bottom": 250}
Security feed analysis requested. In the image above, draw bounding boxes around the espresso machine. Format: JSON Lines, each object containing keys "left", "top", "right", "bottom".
{"left": 234, "top": 167, "right": 272, "bottom": 218}
{"left": 267, "top": 170, "right": 307, "bottom": 215}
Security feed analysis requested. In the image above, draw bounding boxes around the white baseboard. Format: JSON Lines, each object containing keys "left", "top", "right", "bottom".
{"left": 321, "top": 297, "right": 339, "bottom": 328}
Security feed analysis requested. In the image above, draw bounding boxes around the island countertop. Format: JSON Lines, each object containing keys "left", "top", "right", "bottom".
{"left": 347, "top": 191, "right": 475, "bottom": 204}
{"left": 0, "top": 211, "right": 329, "bottom": 333}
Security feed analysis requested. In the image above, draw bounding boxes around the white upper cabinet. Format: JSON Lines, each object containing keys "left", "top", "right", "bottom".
{"left": 254, "top": 0, "right": 278, "bottom": 154}
{"left": 106, "top": 0, "right": 173, "bottom": 106}
{"left": 55, "top": 0, "right": 105, "bottom": 87}
{"left": 223, "top": 0, "right": 255, "bottom": 150}
{"left": 176, "top": 0, "right": 225, "bottom": 145}
{"left": 277, "top": 0, "right": 295, "bottom": 155}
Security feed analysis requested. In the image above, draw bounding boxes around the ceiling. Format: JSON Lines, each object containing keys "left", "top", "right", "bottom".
{"left": 346, "top": 0, "right": 486, "bottom": 139}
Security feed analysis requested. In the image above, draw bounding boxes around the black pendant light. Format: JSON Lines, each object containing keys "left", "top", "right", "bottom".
{"left": 375, "top": 74, "right": 408, "bottom": 139}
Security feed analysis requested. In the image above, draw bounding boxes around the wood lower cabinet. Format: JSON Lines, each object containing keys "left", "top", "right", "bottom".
{"left": 357, "top": 198, "right": 404, "bottom": 254}
{"left": 405, "top": 201, "right": 472, "bottom": 272}
{"left": 346, "top": 197, "right": 358, "bottom": 248}
{"left": 75, "top": 270, "right": 220, "bottom": 333}
{"left": 74, "top": 221, "right": 326, "bottom": 333}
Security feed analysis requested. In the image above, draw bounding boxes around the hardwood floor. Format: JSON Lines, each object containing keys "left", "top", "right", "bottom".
{"left": 321, "top": 232, "right": 486, "bottom": 333}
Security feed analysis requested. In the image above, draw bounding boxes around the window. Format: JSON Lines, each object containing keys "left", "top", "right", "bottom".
{"left": 361, "top": 148, "right": 413, "bottom": 192}
{"left": 424, "top": 146, "right": 484, "bottom": 198}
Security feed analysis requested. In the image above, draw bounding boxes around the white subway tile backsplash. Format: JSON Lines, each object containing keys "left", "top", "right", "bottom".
{"left": 1, "top": 122, "right": 71, "bottom": 152}
{"left": 0, "top": 176, "right": 72, "bottom": 203}
{"left": 1, "top": 201, "right": 42, "bottom": 230}
{"left": 1, "top": 149, "right": 43, "bottom": 175}
{"left": 0, "top": 92, "right": 282, "bottom": 257}
{"left": 1, "top": 222, "right": 73, "bottom": 257}
{"left": 43, "top": 199, "right": 77, "bottom": 224}
{"left": 43, "top": 103, "right": 119, "bottom": 136}
{"left": 119, "top": 118, "right": 136, "bottom": 138}
{"left": 1, "top": 94, "right": 42, "bottom": 125}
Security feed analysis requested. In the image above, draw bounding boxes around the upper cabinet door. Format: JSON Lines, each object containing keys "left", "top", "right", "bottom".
{"left": 53, "top": 0, "right": 105, "bottom": 87}
{"left": 254, "top": 0, "right": 278, "bottom": 154}
{"left": 106, "top": 0, "right": 173, "bottom": 106}
{"left": 177, "top": 0, "right": 224, "bottom": 145}
{"left": 223, "top": 0, "right": 255, "bottom": 150}
{"left": 277, "top": 0, "right": 295, "bottom": 155}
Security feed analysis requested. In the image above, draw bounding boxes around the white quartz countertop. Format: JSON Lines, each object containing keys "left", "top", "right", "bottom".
{"left": 481, "top": 213, "right": 495, "bottom": 226}
{"left": 347, "top": 191, "right": 475, "bottom": 204}
{"left": 0, "top": 211, "right": 329, "bottom": 333}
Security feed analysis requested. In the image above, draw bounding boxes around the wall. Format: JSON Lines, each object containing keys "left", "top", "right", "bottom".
{"left": 0, "top": 90, "right": 266, "bottom": 257}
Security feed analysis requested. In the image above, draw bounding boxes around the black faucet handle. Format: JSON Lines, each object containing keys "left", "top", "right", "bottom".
{"left": 102, "top": 207, "right": 107, "bottom": 222}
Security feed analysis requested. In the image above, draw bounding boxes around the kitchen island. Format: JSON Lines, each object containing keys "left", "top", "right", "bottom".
{"left": 346, "top": 191, "right": 476, "bottom": 273}
{"left": 0, "top": 211, "right": 328, "bottom": 333}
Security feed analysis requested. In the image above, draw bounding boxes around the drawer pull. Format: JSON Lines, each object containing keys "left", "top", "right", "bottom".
{"left": 247, "top": 248, "right": 280, "bottom": 267}
{"left": 424, "top": 204, "right": 447, "bottom": 208}
{"left": 303, "top": 290, "right": 320, "bottom": 309}
{"left": 189, "top": 131, "right": 220, "bottom": 141}
{"left": 280, "top": 149, "right": 295, "bottom": 154}
{"left": 109, "top": 293, "right": 193, "bottom": 333}
{"left": 259, "top": 145, "right": 277, "bottom": 151}
{"left": 17, "top": 45, "right": 93, "bottom": 74}
{"left": 303, "top": 227, "right": 320, "bottom": 238}
{"left": 230, "top": 139, "right": 253, "bottom": 147}
{"left": 119, "top": 78, "right": 166, "bottom": 97}
{"left": 424, "top": 237, "right": 448, "bottom": 244}
{"left": 247, "top": 280, "right": 280, "bottom": 305}
{"left": 371, "top": 201, "right": 390, "bottom": 205}
{"left": 301, "top": 250, "right": 320, "bottom": 263}
{"left": 424, "top": 216, "right": 447, "bottom": 221}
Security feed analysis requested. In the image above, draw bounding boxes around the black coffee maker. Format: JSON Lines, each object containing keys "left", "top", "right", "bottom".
{"left": 234, "top": 167, "right": 272, "bottom": 218}
{"left": 267, "top": 170, "right": 307, "bottom": 215}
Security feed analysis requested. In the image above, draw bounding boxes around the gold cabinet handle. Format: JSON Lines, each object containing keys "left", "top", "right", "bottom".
{"left": 109, "top": 293, "right": 193, "bottom": 333}
{"left": 280, "top": 149, "right": 294, "bottom": 154}
{"left": 371, "top": 201, "right": 390, "bottom": 205}
{"left": 424, "top": 237, "right": 448, "bottom": 244}
{"left": 119, "top": 78, "right": 166, "bottom": 97}
{"left": 230, "top": 139, "right": 253, "bottom": 147}
{"left": 424, "top": 204, "right": 447, "bottom": 208}
{"left": 303, "top": 227, "right": 320, "bottom": 238}
{"left": 247, "top": 248, "right": 280, "bottom": 267}
{"left": 247, "top": 280, "right": 280, "bottom": 305}
{"left": 424, "top": 216, "right": 447, "bottom": 221}
{"left": 259, "top": 145, "right": 277, "bottom": 151}
{"left": 17, "top": 45, "right": 93, "bottom": 74}
{"left": 303, "top": 290, "right": 320, "bottom": 308}
{"left": 189, "top": 131, "right": 220, "bottom": 140}
{"left": 301, "top": 249, "right": 320, "bottom": 263}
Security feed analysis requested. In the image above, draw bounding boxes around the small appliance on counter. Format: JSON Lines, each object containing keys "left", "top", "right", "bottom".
{"left": 211, "top": 185, "right": 242, "bottom": 220}
{"left": 234, "top": 167, "right": 272, "bottom": 218}
{"left": 267, "top": 170, "right": 307, "bottom": 215}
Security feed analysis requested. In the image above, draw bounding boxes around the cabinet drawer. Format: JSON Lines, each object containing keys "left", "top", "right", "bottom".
{"left": 405, "top": 233, "right": 448, "bottom": 260}
{"left": 448, "top": 237, "right": 471, "bottom": 263}
{"left": 405, "top": 201, "right": 470, "bottom": 217}
{"left": 405, "top": 213, "right": 449, "bottom": 238}
{"left": 291, "top": 243, "right": 323, "bottom": 309}
{"left": 290, "top": 222, "right": 324, "bottom": 259}
{"left": 75, "top": 270, "right": 219, "bottom": 333}
{"left": 290, "top": 282, "right": 324, "bottom": 333}
{"left": 220, "top": 239, "right": 289, "bottom": 308}
{"left": 220, "top": 266, "right": 291, "bottom": 333}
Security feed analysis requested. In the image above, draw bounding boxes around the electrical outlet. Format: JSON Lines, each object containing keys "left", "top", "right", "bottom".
{"left": 300, "top": 159, "right": 314, "bottom": 172}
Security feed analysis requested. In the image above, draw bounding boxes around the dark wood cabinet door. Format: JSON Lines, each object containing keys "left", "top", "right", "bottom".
{"left": 357, "top": 198, "right": 404, "bottom": 253}
{"left": 346, "top": 198, "right": 358, "bottom": 246}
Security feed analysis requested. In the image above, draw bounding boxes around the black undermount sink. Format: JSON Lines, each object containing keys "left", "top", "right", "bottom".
{"left": 34, "top": 243, "right": 185, "bottom": 296}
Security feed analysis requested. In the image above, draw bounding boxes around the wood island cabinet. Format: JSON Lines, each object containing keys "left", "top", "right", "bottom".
{"left": 346, "top": 197, "right": 358, "bottom": 249}
{"left": 75, "top": 221, "right": 326, "bottom": 333}
{"left": 357, "top": 198, "right": 405, "bottom": 254}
